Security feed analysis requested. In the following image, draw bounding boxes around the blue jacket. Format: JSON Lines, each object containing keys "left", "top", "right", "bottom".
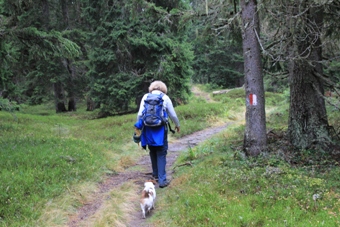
{"left": 134, "top": 119, "right": 168, "bottom": 148}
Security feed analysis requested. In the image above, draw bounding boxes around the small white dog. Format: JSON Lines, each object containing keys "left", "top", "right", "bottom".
{"left": 140, "top": 180, "right": 157, "bottom": 219}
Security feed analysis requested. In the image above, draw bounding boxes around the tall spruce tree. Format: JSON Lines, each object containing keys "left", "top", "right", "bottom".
{"left": 83, "top": 0, "right": 193, "bottom": 116}
{"left": 190, "top": 0, "right": 244, "bottom": 88}
{"left": 190, "top": 0, "right": 267, "bottom": 155}
{"left": 286, "top": 2, "right": 329, "bottom": 149}
{"left": 0, "top": 0, "right": 84, "bottom": 112}
{"left": 260, "top": 0, "right": 340, "bottom": 149}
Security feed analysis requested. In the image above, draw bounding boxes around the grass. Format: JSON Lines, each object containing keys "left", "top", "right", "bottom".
{"left": 0, "top": 92, "right": 228, "bottom": 227}
{"left": 155, "top": 147, "right": 340, "bottom": 226}
{"left": 174, "top": 102, "right": 228, "bottom": 138}
{"left": 1, "top": 87, "right": 340, "bottom": 226}
{"left": 150, "top": 91, "right": 340, "bottom": 227}
{"left": 0, "top": 113, "right": 108, "bottom": 226}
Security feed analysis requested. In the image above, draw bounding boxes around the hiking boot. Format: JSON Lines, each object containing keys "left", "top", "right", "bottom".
{"left": 152, "top": 175, "right": 158, "bottom": 181}
{"left": 159, "top": 181, "right": 170, "bottom": 188}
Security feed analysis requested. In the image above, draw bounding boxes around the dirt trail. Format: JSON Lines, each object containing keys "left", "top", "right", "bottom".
{"left": 67, "top": 124, "right": 230, "bottom": 227}
{"left": 67, "top": 87, "right": 230, "bottom": 227}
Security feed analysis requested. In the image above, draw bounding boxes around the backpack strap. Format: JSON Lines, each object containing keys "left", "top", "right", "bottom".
{"left": 159, "top": 93, "right": 174, "bottom": 133}
{"left": 167, "top": 121, "right": 175, "bottom": 134}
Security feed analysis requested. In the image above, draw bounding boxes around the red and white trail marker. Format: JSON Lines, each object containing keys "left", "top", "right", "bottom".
{"left": 248, "top": 94, "right": 257, "bottom": 106}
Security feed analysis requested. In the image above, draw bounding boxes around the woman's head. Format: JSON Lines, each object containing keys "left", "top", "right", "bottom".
{"left": 148, "top": 80, "right": 167, "bottom": 94}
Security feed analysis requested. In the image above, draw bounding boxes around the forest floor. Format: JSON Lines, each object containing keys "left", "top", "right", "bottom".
{"left": 67, "top": 86, "right": 232, "bottom": 227}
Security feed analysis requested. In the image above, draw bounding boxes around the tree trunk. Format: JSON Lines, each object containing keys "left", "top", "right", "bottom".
{"left": 288, "top": 6, "right": 329, "bottom": 149}
{"left": 62, "top": 58, "right": 78, "bottom": 112}
{"left": 68, "top": 97, "right": 76, "bottom": 111}
{"left": 241, "top": 0, "right": 267, "bottom": 156}
{"left": 54, "top": 82, "right": 67, "bottom": 113}
{"left": 86, "top": 97, "right": 95, "bottom": 111}
{"left": 60, "top": 0, "right": 77, "bottom": 112}
{"left": 86, "top": 97, "right": 100, "bottom": 111}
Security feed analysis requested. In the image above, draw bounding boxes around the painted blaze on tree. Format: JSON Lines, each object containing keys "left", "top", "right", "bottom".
{"left": 241, "top": 0, "right": 267, "bottom": 156}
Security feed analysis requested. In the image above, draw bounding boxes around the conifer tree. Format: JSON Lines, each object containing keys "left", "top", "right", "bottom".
{"left": 0, "top": 0, "right": 83, "bottom": 112}
{"left": 83, "top": 0, "right": 193, "bottom": 115}
{"left": 190, "top": 0, "right": 244, "bottom": 88}
{"left": 240, "top": 0, "right": 267, "bottom": 156}
{"left": 260, "top": 0, "right": 340, "bottom": 149}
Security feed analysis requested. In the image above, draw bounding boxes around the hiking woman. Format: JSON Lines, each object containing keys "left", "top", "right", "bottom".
{"left": 134, "top": 81, "right": 180, "bottom": 188}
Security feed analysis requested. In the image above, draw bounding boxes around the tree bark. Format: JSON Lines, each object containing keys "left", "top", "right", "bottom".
{"left": 86, "top": 97, "right": 95, "bottom": 111}
{"left": 288, "top": 5, "right": 329, "bottom": 149}
{"left": 86, "top": 97, "right": 100, "bottom": 111}
{"left": 68, "top": 97, "right": 76, "bottom": 111}
{"left": 54, "top": 82, "right": 67, "bottom": 113}
{"left": 241, "top": 0, "right": 267, "bottom": 156}
{"left": 60, "top": 2, "right": 77, "bottom": 112}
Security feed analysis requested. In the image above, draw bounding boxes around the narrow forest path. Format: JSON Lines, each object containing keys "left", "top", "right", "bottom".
{"left": 66, "top": 87, "right": 232, "bottom": 227}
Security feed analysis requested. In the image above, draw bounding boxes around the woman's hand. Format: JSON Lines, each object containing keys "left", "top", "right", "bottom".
{"left": 175, "top": 126, "right": 180, "bottom": 133}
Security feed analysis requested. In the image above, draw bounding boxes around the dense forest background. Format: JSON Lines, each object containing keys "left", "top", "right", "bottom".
{"left": 1, "top": 0, "right": 340, "bottom": 151}
{"left": 0, "top": 0, "right": 246, "bottom": 114}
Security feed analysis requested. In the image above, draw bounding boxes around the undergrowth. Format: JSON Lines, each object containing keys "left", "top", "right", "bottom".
{"left": 151, "top": 91, "right": 340, "bottom": 227}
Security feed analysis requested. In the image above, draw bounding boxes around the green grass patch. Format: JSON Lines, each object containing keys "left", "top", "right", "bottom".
{"left": 0, "top": 94, "right": 229, "bottom": 226}
{"left": 0, "top": 136, "right": 104, "bottom": 221}
{"left": 1, "top": 87, "right": 340, "bottom": 226}
{"left": 155, "top": 130, "right": 340, "bottom": 226}
{"left": 174, "top": 102, "right": 227, "bottom": 138}
{"left": 151, "top": 90, "right": 340, "bottom": 227}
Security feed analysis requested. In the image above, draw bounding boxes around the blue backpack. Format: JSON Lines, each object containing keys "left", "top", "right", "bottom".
{"left": 142, "top": 93, "right": 168, "bottom": 127}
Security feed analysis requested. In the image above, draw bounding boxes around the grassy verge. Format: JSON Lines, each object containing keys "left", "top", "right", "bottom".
{"left": 150, "top": 91, "right": 340, "bottom": 227}
{"left": 2, "top": 87, "right": 339, "bottom": 226}
{"left": 0, "top": 94, "right": 227, "bottom": 226}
